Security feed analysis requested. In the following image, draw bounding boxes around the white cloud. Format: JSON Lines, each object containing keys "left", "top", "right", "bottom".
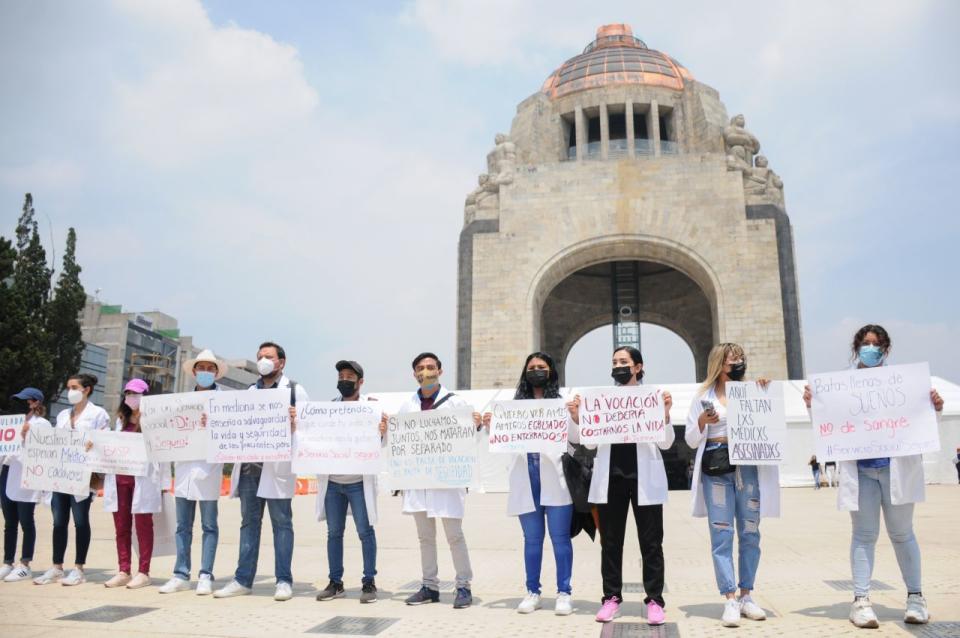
{"left": 0, "top": 159, "right": 85, "bottom": 190}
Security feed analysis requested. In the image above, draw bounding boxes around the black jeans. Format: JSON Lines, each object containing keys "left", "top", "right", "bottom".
{"left": 51, "top": 491, "right": 92, "bottom": 565}
{"left": 1, "top": 465, "right": 37, "bottom": 563}
{"left": 597, "top": 474, "right": 665, "bottom": 606}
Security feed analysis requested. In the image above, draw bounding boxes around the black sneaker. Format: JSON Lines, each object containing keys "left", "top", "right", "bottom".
{"left": 360, "top": 580, "right": 377, "bottom": 604}
{"left": 315, "top": 580, "right": 345, "bottom": 601}
{"left": 453, "top": 587, "right": 473, "bottom": 609}
{"left": 405, "top": 585, "right": 440, "bottom": 605}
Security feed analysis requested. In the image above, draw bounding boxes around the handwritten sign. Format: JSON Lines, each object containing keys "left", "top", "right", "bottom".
{"left": 140, "top": 392, "right": 212, "bottom": 462}
{"left": 727, "top": 382, "right": 786, "bottom": 464}
{"left": 20, "top": 424, "right": 90, "bottom": 495}
{"left": 87, "top": 431, "right": 150, "bottom": 476}
{"left": 578, "top": 386, "right": 666, "bottom": 445}
{"left": 292, "top": 401, "right": 382, "bottom": 475}
{"left": 386, "top": 408, "right": 478, "bottom": 489}
{"left": 810, "top": 362, "right": 940, "bottom": 462}
{"left": 206, "top": 388, "right": 291, "bottom": 463}
{"left": 0, "top": 414, "right": 23, "bottom": 457}
{"left": 488, "top": 399, "right": 569, "bottom": 454}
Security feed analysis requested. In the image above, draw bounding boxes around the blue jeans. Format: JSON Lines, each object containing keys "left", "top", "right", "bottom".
{"left": 174, "top": 497, "right": 219, "bottom": 580}
{"left": 234, "top": 474, "right": 293, "bottom": 587}
{"left": 517, "top": 454, "right": 573, "bottom": 595}
{"left": 324, "top": 481, "right": 376, "bottom": 584}
{"left": 700, "top": 460, "right": 761, "bottom": 595}
{"left": 850, "top": 465, "right": 921, "bottom": 597}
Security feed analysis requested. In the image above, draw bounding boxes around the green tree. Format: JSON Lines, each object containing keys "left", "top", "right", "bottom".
{"left": 43, "top": 227, "right": 86, "bottom": 404}
{"left": 0, "top": 236, "right": 21, "bottom": 412}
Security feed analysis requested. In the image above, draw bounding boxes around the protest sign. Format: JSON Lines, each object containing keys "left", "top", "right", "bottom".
{"left": 487, "top": 399, "right": 569, "bottom": 454}
{"left": 140, "top": 392, "right": 212, "bottom": 462}
{"left": 87, "top": 431, "right": 150, "bottom": 476}
{"left": 292, "top": 401, "right": 382, "bottom": 475}
{"left": 386, "top": 408, "right": 478, "bottom": 489}
{"left": 578, "top": 386, "right": 667, "bottom": 445}
{"left": 810, "top": 362, "right": 940, "bottom": 462}
{"left": 0, "top": 414, "right": 23, "bottom": 457}
{"left": 206, "top": 388, "right": 291, "bottom": 463}
{"left": 20, "top": 424, "right": 90, "bottom": 495}
{"left": 727, "top": 382, "right": 786, "bottom": 464}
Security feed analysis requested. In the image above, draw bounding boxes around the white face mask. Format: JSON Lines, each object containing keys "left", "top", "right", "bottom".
{"left": 257, "top": 357, "right": 276, "bottom": 376}
{"left": 68, "top": 389, "right": 84, "bottom": 405}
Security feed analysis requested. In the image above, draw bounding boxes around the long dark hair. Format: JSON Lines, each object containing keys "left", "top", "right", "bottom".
{"left": 613, "top": 346, "right": 645, "bottom": 381}
{"left": 851, "top": 324, "right": 891, "bottom": 362}
{"left": 514, "top": 352, "right": 561, "bottom": 400}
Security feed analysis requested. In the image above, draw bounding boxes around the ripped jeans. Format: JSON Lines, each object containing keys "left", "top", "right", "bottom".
{"left": 700, "top": 461, "right": 761, "bottom": 595}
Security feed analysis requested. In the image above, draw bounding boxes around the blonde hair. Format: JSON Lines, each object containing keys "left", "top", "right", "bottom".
{"left": 698, "top": 342, "right": 745, "bottom": 394}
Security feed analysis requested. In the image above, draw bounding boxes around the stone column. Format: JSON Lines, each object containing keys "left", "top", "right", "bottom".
{"left": 625, "top": 101, "right": 635, "bottom": 157}
{"left": 575, "top": 104, "right": 586, "bottom": 161}
{"left": 650, "top": 99, "right": 661, "bottom": 156}
{"left": 600, "top": 103, "right": 609, "bottom": 160}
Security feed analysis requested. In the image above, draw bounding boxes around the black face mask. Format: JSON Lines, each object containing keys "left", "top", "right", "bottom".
{"left": 525, "top": 369, "right": 549, "bottom": 388}
{"left": 337, "top": 380, "right": 357, "bottom": 398}
{"left": 611, "top": 366, "right": 634, "bottom": 385}
{"left": 728, "top": 362, "right": 747, "bottom": 381}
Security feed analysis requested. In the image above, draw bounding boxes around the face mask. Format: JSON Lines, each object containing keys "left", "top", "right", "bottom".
{"left": 611, "top": 366, "right": 634, "bottom": 385}
{"left": 858, "top": 344, "right": 883, "bottom": 367}
{"left": 257, "top": 357, "right": 276, "bottom": 376}
{"left": 728, "top": 362, "right": 747, "bottom": 381}
{"left": 124, "top": 395, "right": 142, "bottom": 410}
{"left": 68, "top": 389, "right": 84, "bottom": 405}
{"left": 417, "top": 370, "right": 439, "bottom": 391}
{"left": 195, "top": 371, "right": 216, "bottom": 388}
{"left": 337, "top": 380, "right": 357, "bottom": 398}
{"left": 525, "top": 369, "right": 549, "bottom": 388}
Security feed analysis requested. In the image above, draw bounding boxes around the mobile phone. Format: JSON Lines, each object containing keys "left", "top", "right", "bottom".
{"left": 700, "top": 400, "right": 715, "bottom": 415}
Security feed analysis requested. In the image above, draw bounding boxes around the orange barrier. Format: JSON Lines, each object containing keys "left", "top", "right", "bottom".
{"left": 221, "top": 476, "right": 231, "bottom": 496}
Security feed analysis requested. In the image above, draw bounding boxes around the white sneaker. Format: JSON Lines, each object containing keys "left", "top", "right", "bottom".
{"left": 213, "top": 580, "right": 252, "bottom": 598}
{"left": 196, "top": 574, "right": 213, "bottom": 596}
{"left": 274, "top": 581, "right": 293, "bottom": 601}
{"left": 159, "top": 576, "right": 191, "bottom": 594}
{"left": 33, "top": 567, "right": 64, "bottom": 585}
{"left": 61, "top": 568, "right": 86, "bottom": 586}
{"left": 904, "top": 593, "right": 930, "bottom": 624}
{"left": 555, "top": 593, "right": 573, "bottom": 616}
{"left": 517, "top": 592, "right": 541, "bottom": 614}
{"left": 722, "top": 598, "right": 741, "bottom": 627}
{"left": 0, "top": 564, "right": 12, "bottom": 580}
{"left": 3, "top": 563, "right": 32, "bottom": 582}
{"left": 739, "top": 595, "right": 767, "bottom": 620}
{"left": 849, "top": 597, "right": 880, "bottom": 629}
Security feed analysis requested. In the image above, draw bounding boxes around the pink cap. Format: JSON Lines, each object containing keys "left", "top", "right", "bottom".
{"left": 124, "top": 378, "right": 149, "bottom": 394}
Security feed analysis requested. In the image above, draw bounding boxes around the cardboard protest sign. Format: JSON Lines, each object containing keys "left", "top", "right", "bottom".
{"left": 87, "top": 430, "right": 150, "bottom": 476}
{"left": 292, "top": 401, "right": 382, "bottom": 474}
{"left": 140, "top": 392, "right": 212, "bottom": 462}
{"left": 206, "top": 388, "right": 291, "bottom": 463}
{"left": 0, "top": 414, "right": 23, "bottom": 457}
{"left": 487, "top": 399, "right": 568, "bottom": 454}
{"left": 727, "top": 382, "right": 786, "bottom": 464}
{"left": 578, "top": 386, "right": 667, "bottom": 445}
{"left": 20, "top": 424, "right": 90, "bottom": 495}
{"left": 386, "top": 408, "right": 478, "bottom": 489}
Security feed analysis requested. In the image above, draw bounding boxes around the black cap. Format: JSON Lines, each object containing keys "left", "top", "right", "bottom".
{"left": 335, "top": 360, "right": 364, "bottom": 379}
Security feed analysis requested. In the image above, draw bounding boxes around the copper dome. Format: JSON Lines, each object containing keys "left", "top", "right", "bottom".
{"left": 542, "top": 24, "right": 692, "bottom": 99}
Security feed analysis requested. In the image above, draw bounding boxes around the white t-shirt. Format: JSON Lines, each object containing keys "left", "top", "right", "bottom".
{"left": 703, "top": 386, "right": 728, "bottom": 440}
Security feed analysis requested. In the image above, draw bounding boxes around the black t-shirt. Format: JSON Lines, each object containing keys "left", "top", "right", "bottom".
{"left": 610, "top": 443, "right": 638, "bottom": 481}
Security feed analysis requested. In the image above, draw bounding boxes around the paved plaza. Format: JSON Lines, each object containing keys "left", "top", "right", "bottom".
{"left": 0, "top": 485, "right": 957, "bottom": 637}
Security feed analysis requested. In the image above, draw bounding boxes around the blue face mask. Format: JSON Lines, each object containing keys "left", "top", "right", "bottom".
{"left": 195, "top": 371, "right": 216, "bottom": 388}
{"left": 858, "top": 344, "right": 883, "bottom": 367}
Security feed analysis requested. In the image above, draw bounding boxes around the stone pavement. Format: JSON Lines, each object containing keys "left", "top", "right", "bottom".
{"left": 0, "top": 486, "right": 957, "bottom": 637}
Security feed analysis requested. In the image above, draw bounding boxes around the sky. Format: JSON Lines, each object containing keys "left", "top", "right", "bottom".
{"left": 1, "top": 0, "right": 958, "bottom": 395}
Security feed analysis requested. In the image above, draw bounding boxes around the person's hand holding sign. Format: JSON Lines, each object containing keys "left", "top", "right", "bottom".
{"left": 566, "top": 394, "right": 581, "bottom": 423}
{"left": 379, "top": 413, "right": 388, "bottom": 437}
{"left": 288, "top": 406, "right": 297, "bottom": 433}
{"left": 931, "top": 388, "right": 943, "bottom": 413}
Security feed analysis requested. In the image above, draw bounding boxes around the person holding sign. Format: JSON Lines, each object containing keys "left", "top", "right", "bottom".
{"left": 395, "top": 352, "right": 479, "bottom": 610}
{"left": 32, "top": 373, "right": 110, "bottom": 586}
{"left": 685, "top": 343, "right": 778, "bottom": 628}
{"left": 313, "top": 360, "right": 388, "bottom": 604}
{"left": 802, "top": 324, "right": 944, "bottom": 628}
{"left": 567, "top": 347, "right": 673, "bottom": 626}
{"left": 215, "top": 341, "right": 308, "bottom": 603}
{"left": 0, "top": 388, "right": 49, "bottom": 583}
{"left": 101, "top": 379, "right": 170, "bottom": 589}
{"left": 481, "top": 352, "right": 576, "bottom": 616}
{"left": 159, "top": 350, "right": 227, "bottom": 595}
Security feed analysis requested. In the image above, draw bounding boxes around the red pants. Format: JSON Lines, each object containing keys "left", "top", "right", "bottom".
{"left": 113, "top": 475, "right": 153, "bottom": 574}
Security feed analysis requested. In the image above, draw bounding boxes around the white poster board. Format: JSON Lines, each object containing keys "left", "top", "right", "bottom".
{"left": 292, "top": 401, "right": 382, "bottom": 475}
{"left": 87, "top": 431, "right": 150, "bottom": 476}
{"left": 19, "top": 424, "right": 90, "bottom": 495}
{"left": 809, "top": 362, "right": 940, "bottom": 461}
{"left": 578, "top": 386, "right": 667, "bottom": 445}
{"left": 727, "top": 381, "right": 787, "bottom": 464}
{"left": 386, "top": 409, "right": 478, "bottom": 489}
{"left": 140, "top": 392, "right": 212, "bottom": 462}
{"left": 0, "top": 414, "right": 23, "bottom": 457}
{"left": 487, "top": 399, "right": 569, "bottom": 454}
{"left": 206, "top": 388, "right": 292, "bottom": 463}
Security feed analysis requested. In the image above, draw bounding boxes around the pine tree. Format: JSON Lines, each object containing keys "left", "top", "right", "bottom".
{"left": 44, "top": 228, "right": 86, "bottom": 404}
{"left": 0, "top": 236, "right": 21, "bottom": 412}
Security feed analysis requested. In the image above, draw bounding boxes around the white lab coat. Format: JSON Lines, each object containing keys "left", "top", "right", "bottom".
{"left": 588, "top": 413, "right": 676, "bottom": 506}
{"left": 685, "top": 387, "right": 781, "bottom": 518}
{"left": 397, "top": 386, "right": 473, "bottom": 519}
{"left": 2, "top": 414, "right": 51, "bottom": 503}
{"left": 54, "top": 401, "right": 111, "bottom": 502}
{"left": 174, "top": 383, "right": 226, "bottom": 501}
{"left": 103, "top": 418, "right": 172, "bottom": 514}
{"left": 228, "top": 375, "right": 309, "bottom": 500}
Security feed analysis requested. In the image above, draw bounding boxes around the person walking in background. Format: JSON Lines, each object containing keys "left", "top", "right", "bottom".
{"left": 809, "top": 456, "right": 821, "bottom": 490}
{"left": 824, "top": 460, "right": 838, "bottom": 488}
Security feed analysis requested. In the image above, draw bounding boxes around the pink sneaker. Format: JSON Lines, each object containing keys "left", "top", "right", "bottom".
{"left": 595, "top": 598, "right": 621, "bottom": 623}
{"left": 647, "top": 600, "right": 666, "bottom": 625}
